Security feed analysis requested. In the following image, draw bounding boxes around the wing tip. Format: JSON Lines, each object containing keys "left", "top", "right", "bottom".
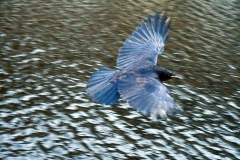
{"left": 132, "top": 100, "right": 182, "bottom": 121}
{"left": 149, "top": 102, "right": 182, "bottom": 120}
{"left": 116, "top": 11, "right": 171, "bottom": 70}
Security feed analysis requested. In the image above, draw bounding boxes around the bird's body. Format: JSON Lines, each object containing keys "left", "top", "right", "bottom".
{"left": 87, "top": 12, "right": 181, "bottom": 119}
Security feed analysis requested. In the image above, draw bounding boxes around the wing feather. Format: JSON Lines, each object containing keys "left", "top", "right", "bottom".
{"left": 118, "top": 72, "right": 180, "bottom": 119}
{"left": 117, "top": 12, "right": 171, "bottom": 70}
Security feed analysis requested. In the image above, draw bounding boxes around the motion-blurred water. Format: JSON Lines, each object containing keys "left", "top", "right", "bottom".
{"left": 0, "top": 0, "right": 239, "bottom": 159}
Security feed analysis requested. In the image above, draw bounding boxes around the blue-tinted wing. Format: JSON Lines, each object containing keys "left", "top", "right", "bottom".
{"left": 118, "top": 72, "right": 180, "bottom": 119}
{"left": 117, "top": 12, "right": 171, "bottom": 70}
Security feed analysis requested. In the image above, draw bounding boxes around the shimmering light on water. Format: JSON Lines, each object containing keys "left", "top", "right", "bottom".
{"left": 0, "top": 0, "right": 239, "bottom": 159}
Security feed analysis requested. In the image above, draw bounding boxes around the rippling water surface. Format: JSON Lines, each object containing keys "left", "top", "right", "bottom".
{"left": 1, "top": 0, "right": 240, "bottom": 159}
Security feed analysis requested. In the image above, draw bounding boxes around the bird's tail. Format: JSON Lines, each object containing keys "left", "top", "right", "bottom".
{"left": 87, "top": 67, "right": 120, "bottom": 105}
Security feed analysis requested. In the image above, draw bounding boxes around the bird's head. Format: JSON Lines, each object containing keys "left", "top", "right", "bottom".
{"left": 155, "top": 67, "right": 180, "bottom": 81}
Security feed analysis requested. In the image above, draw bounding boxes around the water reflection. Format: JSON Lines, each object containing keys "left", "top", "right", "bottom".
{"left": 0, "top": 0, "right": 239, "bottom": 159}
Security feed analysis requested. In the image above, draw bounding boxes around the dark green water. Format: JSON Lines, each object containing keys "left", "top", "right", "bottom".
{"left": 0, "top": 0, "right": 239, "bottom": 159}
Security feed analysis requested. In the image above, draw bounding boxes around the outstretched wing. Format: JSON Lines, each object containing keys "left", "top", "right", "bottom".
{"left": 118, "top": 72, "right": 180, "bottom": 119}
{"left": 117, "top": 12, "right": 171, "bottom": 70}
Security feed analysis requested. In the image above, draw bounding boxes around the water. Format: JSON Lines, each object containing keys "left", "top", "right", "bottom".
{"left": 0, "top": 0, "right": 239, "bottom": 159}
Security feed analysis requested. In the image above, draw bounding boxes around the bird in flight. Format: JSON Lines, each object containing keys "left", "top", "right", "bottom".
{"left": 87, "top": 11, "right": 181, "bottom": 120}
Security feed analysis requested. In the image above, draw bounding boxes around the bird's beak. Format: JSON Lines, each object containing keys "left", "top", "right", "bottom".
{"left": 171, "top": 73, "right": 181, "bottom": 79}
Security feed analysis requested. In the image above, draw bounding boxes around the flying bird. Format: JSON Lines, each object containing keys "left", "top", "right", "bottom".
{"left": 87, "top": 11, "right": 181, "bottom": 120}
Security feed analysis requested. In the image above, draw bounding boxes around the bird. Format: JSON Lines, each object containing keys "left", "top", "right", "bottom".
{"left": 87, "top": 11, "right": 181, "bottom": 120}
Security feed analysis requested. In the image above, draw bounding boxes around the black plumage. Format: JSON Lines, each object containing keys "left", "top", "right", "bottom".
{"left": 87, "top": 12, "right": 181, "bottom": 119}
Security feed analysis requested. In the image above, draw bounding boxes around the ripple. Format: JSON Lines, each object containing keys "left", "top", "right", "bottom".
{"left": 0, "top": 0, "right": 239, "bottom": 159}
{"left": 30, "top": 49, "right": 46, "bottom": 54}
